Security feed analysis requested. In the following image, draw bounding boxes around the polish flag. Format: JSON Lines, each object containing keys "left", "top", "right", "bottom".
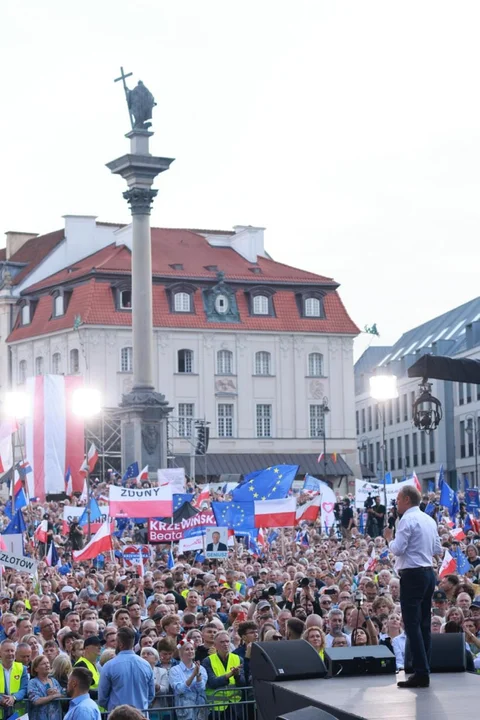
{"left": 109, "top": 485, "right": 173, "bottom": 518}
{"left": 65, "top": 467, "right": 73, "bottom": 497}
{"left": 73, "top": 521, "right": 112, "bottom": 562}
{"left": 25, "top": 376, "right": 85, "bottom": 500}
{"left": 258, "top": 528, "right": 266, "bottom": 547}
{"left": 451, "top": 528, "right": 466, "bottom": 541}
{"left": 34, "top": 520, "right": 48, "bottom": 544}
{"left": 193, "top": 484, "right": 210, "bottom": 509}
{"left": 254, "top": 497, "right": 296, "bottom": 528}
{"left": 412, "top": 471, "right": 422, "bottom": 493}
{"left": 439, "top": 549, "right": 457, "bottom": 578}
{"left": 364, "top": 547, "right": 377, "bottom": 572}
{"left": 296, "top": 495, "right": 321, "bottom": 523}
{"left": 0, "top": 419, "right": 18, "bottom": 475}
{"left": 80, "top": 444, "right": 99, "bottom": 476}
{"left": 136, "top": 465, "right": 149, "bottom": 485}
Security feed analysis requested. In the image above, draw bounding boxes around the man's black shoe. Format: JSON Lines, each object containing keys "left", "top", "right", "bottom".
{"left": 397, "top": 674, "right": 430, "bottom": 689}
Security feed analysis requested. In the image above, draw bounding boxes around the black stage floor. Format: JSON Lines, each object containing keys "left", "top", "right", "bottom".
{"left": 271, "top": 671, "right": 480, "bottom": 720}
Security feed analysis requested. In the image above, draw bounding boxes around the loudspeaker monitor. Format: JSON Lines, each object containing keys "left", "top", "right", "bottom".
{"left": 404, "top": 632, "right": 467, "bottom": 673}
{"left": 250, "top": 640, "right": 327, "bottom": 681}
{"left": 324, "top": 645, "right": 396, "bottom": 677}
{"left": 278, "top": 706, "right": 340, "bottom": 720}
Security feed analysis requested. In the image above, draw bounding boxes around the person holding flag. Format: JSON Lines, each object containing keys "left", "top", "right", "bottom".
{"left": 383, "top": 485, "right": 442, "bottom": 688}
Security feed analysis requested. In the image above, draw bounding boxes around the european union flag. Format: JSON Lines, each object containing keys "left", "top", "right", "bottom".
{"left": 122, "top": 462, "right": 139, "bottom": 486}
{"left": 79, "top": 498, "right": 103, "bottom": 526}
{"left": 464, "top": 475, "right": 470, "bottom": 492}
{"left": 384, "top": 472, "right": 392, "bottom": 485}
{"left": 451, "top": 547, "right": 470, "bottom": 575}
{"left": 212, "top": 501, "right": 255, "bottom": 532}
{"left": 304, "top": 475, "right": 323, "bottom": 492}
{"left": 114, "top": 517, "right": 130, "bottom": 538}
{"left": 439, "top": 480, "right": 456, "bottom": 515}
{"left": 233, "top": 464, "right": 298, "bottom": 501}
{"left": 268, "top": 529, "right": 279, "bottom": 543}
{"left": 438, "top": 464, "right": 445, "bottom": 490}
{"left": 173, "top": 493, "right": 194, "bottom": 512}
{"left": 4, "top": 509, "right": 26, "bottom": 534}
{"left": 167, "top": 550, "right": 175, "bottom": 569}
{"left": 425, "top": 502, "right": 436, "bottom": 517}
{"left": 5, "top": 489, "right": 28, "bottom": 518}
{"left": 194, "top": 550, "right": 205, "bottom": 563}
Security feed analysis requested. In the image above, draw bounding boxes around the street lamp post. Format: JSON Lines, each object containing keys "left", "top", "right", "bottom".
{"left": 72, "top": 388, "right": 102, "bottom": 540}
{"left": 465, "top": 414, "right": 480, "bottom": 488}
{"left": 358, "top": 435, "right": 369, "bottom": 475}
{"left": 369, "top": 375, "right": 398, "bottom": 508}
{"left": 320, "top": 397, "right": 330, "bottom": 481}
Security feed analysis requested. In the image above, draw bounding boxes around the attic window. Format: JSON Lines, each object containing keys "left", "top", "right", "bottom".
{"left": 54, "top": 295, "right": 64, "bottom": 317}
{"left": 120, "top": 290, "right": 132, "bottom": 309}
{"left": 169, "top": 263, "right": 184, "bottom": 271}
{"left": 205, "top": 265, "right": 218, "bottom": 272}
{"left": 21, "top": 305, "right": 30, "bottom": 326}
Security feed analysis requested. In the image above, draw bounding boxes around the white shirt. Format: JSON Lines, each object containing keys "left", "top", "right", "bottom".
{"left": 325, "top": 633, "right": 351, "bottom": 647}
{"left": 392, "top": 632, "right": 406, "bottom": 669}
{"left": 388, "top": 506, "right": 442, "bottom": 571}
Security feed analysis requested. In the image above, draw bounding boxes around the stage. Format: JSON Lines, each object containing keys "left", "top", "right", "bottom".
{"left": 264, "top": 671, "right": 480, "bottom": 720}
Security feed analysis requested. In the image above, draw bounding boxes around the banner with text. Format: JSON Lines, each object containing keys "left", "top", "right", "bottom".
{"left": 0, "top": 549, "right": 37, "bottom": 573}
{"left": 109, "top": 485, "right": 173, "bottom": 518}
{"left": 354, "top": 477, "right": 416, "bottom": 510}
{"left": 62, "top": 505, "right": 113, "bottom": 534}
{"left": 158, "top": 467, "right": 186, "bottom": 493}
{"left": 148, "top": 511, "right": 217, "bottom": 543}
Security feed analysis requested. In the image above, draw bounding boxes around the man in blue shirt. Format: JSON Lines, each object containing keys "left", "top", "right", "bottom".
{"left": 64, "top": 668, "right": 101, "bottom": 720}
{"left": 98, "top": 626, "right": 154, "bottom": 711}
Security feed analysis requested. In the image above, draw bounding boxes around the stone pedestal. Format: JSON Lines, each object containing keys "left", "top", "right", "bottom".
{"left": 107, "top": 130, "right": 175, "bottom": 472}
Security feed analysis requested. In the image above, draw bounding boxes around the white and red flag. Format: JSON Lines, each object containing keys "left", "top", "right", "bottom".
{"left": 439, "top": 549, "right": 457, "bottom": 578}
{"left": 109, "top": 485, "right": 173, "bottom": 518}
{"left": 73, "top": 521, "right": 112, "bottom": 562}
{"left": 451, "top": 527, "right": 466, "bottom": 541}
{"left": 80, "top": 443, "right": 99, "bottom": 476}
{"left": 25, "top": 375, "right": 85, "bottom": 500}
{"left": 254, "top": 497, "right": 296, "bottom": 528}
{"left": 34, "top": 520, "right": 48, "bottom": 544}
{"left": 295, "top": 495, "right": 321, "bottom": 523}
{"left": 0, "top": 419, "right": 18, "bottom": 474}
{"left": 192, "top": 484, "right": 210, "bottom": 509}
{"left": 364, "top": 546, "right": 377, "bottom": 572}
{"left": 136, "top": 465, "right": 149, "bottom": 485}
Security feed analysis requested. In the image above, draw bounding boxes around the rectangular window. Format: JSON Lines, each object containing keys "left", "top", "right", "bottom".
{"left": 395, "top": 397, "right": 400, "bottom": 424}
{"left": 404, "top": 435, "right": 410, "bottom": 470}
{"left": 468, "top": 419, "right": 474, "bottom": 457}
{"left": 459, "top": 383, "right": 464, "bottom": 405}
{"left": 356, "top": 411, "right": 360, "bottom": 436}
{"left": 466, "top": 384, "right": 472, "bottom": 403}
{"left": 413, "top": 432, "right": 418, "bottom": 466}
{"left": 309, "top": 405, "right": 325, "bottom": 438}
{"left": 410, "top": 391, "right": 416, "bottom": 419}
{"left": 217, "top": 404, "right": 234, "bottom": 438}
{"left": 178, "top": 403, "right": 194, "bottom": 438}
{"left": 256, "top": 404, "right": 272, "bottom": 438}
{"left": 429, "top": 432, "right": 435, "bottom": 464}
{"left": 397, "top": 436, "right": 403, "bottom": 469}
{"left": 402, "top": 394, "right": 408, "bottom": 422}
{"left": 390, "top": 438, "right": 395, "bottom": 470}
{"left": 388, "top": 400, "right": 393, "bottom": 426}
{"left": 477, "top": 385, "right": 480, "bottom": 401}
{"left": 460, "top": 420, "right": 466, "bottom": 458}
{"left": 367, "top": 407, "right": 372, "bottom": 432}
{"left": 375, "top": 404, "right": 379, "bottom": 430}
{"left": 361, "top": 409, "right": 366, "bottom": 434}
{"left": 420, "top": 432, "right": 426, "bottom": 465}
{"left": 368, "top": 443, "right": 374, "bottom": 472}
{"left": 375, "top": 441, "right": 381, "bottom": 472}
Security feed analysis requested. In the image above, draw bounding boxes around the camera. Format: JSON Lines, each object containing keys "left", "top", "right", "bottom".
{"left": 299, "top": 577, "right": 311, "bottom": 588}
{"left": 354, "top": 590, "right": 365, "bottom": 606}
{"left": 364, "top": 493, "right": 374, "bottom": 510}
{"left": 260, "top": 585, "right": 277, "bottom": 599}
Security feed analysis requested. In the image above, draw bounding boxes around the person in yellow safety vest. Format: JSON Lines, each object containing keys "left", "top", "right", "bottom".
{"left": 0, "top": 639, "right": 28, "bottom": 717}
{"left": 74, "top": 637, "right": 102, "bottom": 700}
{"left": 222, "top": 571, "right": 245, "bottom": 598}
{"left": 202, "top": 631, "right": 245, "bottom": 714}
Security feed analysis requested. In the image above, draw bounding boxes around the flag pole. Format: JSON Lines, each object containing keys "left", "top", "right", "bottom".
{"left": 85, "top": 436, "right": 92, "bottom": 541}
{"left": 11, "top": 428, "right": 16, "bottom": 519}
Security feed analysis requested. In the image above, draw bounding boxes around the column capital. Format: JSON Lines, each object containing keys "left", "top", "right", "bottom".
{"left": 123, "top": 187, "right": 158, "bottom": 215}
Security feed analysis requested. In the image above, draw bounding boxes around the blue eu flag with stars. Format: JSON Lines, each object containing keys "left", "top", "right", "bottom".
{"left": 122, "top": 462, "right": 139, "bottom": 486}
{"left": 212, "top": 501, "right": 255, "bottom": 532}
{"left": 173, "top": 493, "right": 194, "bottom": 512}
{"left": 232, "top": 464, "right": 298, "bottom": 502}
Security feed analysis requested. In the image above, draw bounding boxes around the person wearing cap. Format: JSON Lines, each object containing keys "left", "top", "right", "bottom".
{"left": 432, "top": 590, "right": 448, "bottom": 617}
{"left": 74, "top": 637, "right": 102, "bottom": 699}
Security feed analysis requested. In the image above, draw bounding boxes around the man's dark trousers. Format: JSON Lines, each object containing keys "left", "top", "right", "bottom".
{"left": 400, "top": 567, "right": 435, "bottom": 676}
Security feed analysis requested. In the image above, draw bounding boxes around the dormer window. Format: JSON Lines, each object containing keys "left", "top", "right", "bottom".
{"left": 215, "top": 294, "right": 229, "bottom": 315}
{"left": 54, "top": 295, "right": 64, "bottom": 317}
{"left": 120, "top": 290, "right": 132, "bottom": 309}
{"left": 21, "top": 304, "right": 30, "bottom": 325}
{"left": 174, "top": 292, "right": 191, "bottom": 313}
{"left": 305, "top": 297, "right": 321, "bottom": 317}
{"left": 253, "top": 295, "right": 269, "bottom": 315}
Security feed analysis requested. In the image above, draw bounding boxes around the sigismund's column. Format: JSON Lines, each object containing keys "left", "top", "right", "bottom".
{"left": 106, "top": 69, "right": 174, "bottom": 472}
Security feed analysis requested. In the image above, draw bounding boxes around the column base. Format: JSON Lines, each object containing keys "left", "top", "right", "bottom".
{"left": 118, "top": 388, "right": 172, "bottom": 474}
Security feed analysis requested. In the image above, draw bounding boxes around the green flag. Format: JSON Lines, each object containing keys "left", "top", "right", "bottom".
{"left": 364, "top": 323, "right": 379, "bottom": 336}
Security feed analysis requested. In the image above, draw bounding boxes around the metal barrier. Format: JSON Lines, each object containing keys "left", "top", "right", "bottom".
{"left": 22, "top": 687, "right": 256, "bottom": 720}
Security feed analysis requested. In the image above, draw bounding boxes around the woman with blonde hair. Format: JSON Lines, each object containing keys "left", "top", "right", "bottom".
{"left": 302, "top": 626, "right": 326, "bottom": 660}
{"left": 21, "top": 634, "right": 42, "bottom": 660}
{"left": 51, "top": 655, "right": 72, "bottom": 690}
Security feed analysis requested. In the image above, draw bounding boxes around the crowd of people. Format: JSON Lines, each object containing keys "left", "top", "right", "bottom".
{"left": 0, "top": 476, "right": 479, "bottom": 718}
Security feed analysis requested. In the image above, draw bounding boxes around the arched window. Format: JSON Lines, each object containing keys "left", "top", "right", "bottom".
{"left": 308, "top": 352, "right": 324, "bottom": 376}
{"left": 178, "top": 349, "right": 193, "bottom": 373}
{"left": 174, "top": 292, "right": 191, "bottom": 313}
{"left": 120, "top": 346, "right": 133, "bottom": 372}
{"left": 54, "top": 295, "right": 64, "bottom": 317}
{"left": 18, "top": 360, "right": 27, "bottom": 385}
{"left": 305, "top": 297, "right": 321, "bottom": 317}
{"left": 70, "top": 348, "right": 80, "bottom": 374}
{"left": 253, "top": 295, "right": 269, "bottom": 315}
{"left": 255, "top": 351, "right": 271, "bottom": 375}
{"left": 35, "top": 356, "right": 44, "bottom": 376}
{"left": 52, "top": 352, "right": 62, "bottom": 374}
{"left": 217, "top": 349, "right": 233, "bottom": 375}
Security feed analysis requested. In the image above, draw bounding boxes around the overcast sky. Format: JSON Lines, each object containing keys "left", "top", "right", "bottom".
{"left": 1, "top": 1, "right": 479, "bottom": 359}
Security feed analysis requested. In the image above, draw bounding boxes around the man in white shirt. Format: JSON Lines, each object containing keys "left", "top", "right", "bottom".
{"left": 384, "top": 485, "right": 442, "bottom": 689}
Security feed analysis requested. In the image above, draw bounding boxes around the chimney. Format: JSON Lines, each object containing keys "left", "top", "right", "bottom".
{"left": 5, "top": 231, "right": 38, "bottom": 260}
{"left": 465, "top": 321, "right": 480, "bottom": 350}
{"left": 231, "top": 225, "right": 266, "bottom": 263}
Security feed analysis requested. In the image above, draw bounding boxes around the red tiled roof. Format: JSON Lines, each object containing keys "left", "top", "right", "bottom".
{"left": 9, "top": 230, "right": 65, "bottom": 285}
{"left": 23, "top": 229, "right": 336, "bottom": 294}
{"left": 8, "top": 278, "right": 359, "bottom": 341}
{"left": 0, "top": 248, "right": 6, "bottom": 262}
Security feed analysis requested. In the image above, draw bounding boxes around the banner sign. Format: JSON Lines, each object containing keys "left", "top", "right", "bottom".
{"left": 0, "top": 549, "right": 37, "bottom": 573}
{"left": 148, "top": 511, "right": 217, "bottom": 543}
{"left": 466, "top": 488, "right": 480, "bottom": 511}
{"left": 109, "top": 485, "right": 173, "bottom": 518}
{"left": 62, "top": 505, "right": 112, "bottom": 534}
{"left": 122, "top": 545, "right": 151, "bottom": 566}
{"left": 2, "top": 534, "right": 24, "bottom": 557}
{"left": 354, "top": 478, "right": 416, "bottom": 510}
{"left": 179, "top": 535, "right": 204, "bottom": 553}
{"left": 158, "top": 468, "right": 186, "bottom": 493}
